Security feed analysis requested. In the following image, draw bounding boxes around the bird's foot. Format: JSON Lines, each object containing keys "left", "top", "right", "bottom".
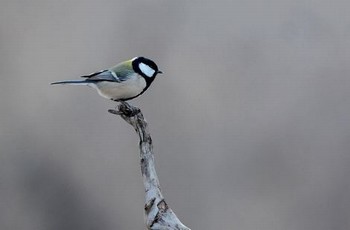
{"left": 118, "top": 101, "right": 140, "bottom": 117}
{"left": 108, "top": 101, "right": 140, "bottom": 117}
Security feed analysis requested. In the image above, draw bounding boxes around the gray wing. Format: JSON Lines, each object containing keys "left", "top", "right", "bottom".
{"left": 80, "top": 70, "right": 123, "bottom": 82}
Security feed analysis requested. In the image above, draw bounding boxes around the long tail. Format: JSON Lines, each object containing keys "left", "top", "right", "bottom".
{"left": 50, "top": 80, "right": 89, "bottom": 86}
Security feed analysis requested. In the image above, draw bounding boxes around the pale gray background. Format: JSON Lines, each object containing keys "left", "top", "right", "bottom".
{"left": 1, "top": 1, "right": 350, "bottom": 229}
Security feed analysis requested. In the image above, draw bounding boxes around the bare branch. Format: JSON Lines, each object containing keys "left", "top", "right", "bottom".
{"left": 109, "top": 102, "right": 190, "bottom": 230}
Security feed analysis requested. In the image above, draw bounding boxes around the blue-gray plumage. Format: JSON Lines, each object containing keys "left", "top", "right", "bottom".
{"left": 51, "top": 57, "right": 162, "bottom": 101}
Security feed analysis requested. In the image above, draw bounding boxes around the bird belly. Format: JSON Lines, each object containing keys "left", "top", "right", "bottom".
{"left": 95, "top": 77, "right": 147, "bottom": 101}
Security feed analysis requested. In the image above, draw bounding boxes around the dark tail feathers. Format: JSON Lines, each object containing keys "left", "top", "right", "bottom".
{"left": 50, "top": 80, "right": 89, "bottom": 85}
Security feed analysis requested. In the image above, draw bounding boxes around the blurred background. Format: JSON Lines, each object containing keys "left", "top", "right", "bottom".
{"left": 1, "top": 1, "right": 350, "bottom": 229}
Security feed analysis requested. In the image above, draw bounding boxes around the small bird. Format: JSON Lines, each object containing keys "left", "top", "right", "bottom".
{"left": 51, "top": 57, "right": 162, "bottom": 101}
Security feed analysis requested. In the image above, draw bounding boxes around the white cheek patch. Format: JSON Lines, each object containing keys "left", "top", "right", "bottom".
{"left": 139, "top": 63, "right": 155, "bottom": 77}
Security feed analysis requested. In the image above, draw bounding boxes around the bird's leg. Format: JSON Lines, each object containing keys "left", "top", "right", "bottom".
{"left": 108, "top": 100, "right": 140, "bottom": 117}
{"left": 118, "top": 101, "right": 140, "bottom": 117}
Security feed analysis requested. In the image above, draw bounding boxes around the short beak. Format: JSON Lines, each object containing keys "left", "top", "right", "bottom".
{"left": 157, "top": 70, "right": 163, "bottom": 74}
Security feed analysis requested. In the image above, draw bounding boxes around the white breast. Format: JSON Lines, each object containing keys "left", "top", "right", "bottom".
{"left": 94, "top": 74, "right": 147, "bottom": 100}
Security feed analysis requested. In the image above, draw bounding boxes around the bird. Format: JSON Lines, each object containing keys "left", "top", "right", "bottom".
{"left": 51, "top": 57, "right": 162, "bottom": 101}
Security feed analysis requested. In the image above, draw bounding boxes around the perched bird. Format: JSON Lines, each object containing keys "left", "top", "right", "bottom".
{"left": 51, "top": 57, "right": 162, "bottom": 101}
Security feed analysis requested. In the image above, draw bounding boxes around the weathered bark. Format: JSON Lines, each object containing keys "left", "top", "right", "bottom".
{"left": 109, "top": 102, "right": 190, "bottom": 230}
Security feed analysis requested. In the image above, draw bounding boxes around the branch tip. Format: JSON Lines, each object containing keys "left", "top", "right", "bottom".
{"left": 108, "top": 102, "right": 140, "bottom": 117}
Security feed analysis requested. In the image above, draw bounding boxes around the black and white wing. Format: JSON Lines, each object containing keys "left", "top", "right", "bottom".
{"left": 81, "top": 70, "right": 122, "bottom": 82}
